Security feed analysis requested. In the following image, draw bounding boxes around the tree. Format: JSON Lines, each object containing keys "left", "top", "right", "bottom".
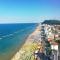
{"left": 45, "top": 41, "right": 52, "bottom": 56}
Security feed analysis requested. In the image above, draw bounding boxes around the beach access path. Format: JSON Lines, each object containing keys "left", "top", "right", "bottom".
{"left": 11, "top": 25, "right": 41, "bottom": 60}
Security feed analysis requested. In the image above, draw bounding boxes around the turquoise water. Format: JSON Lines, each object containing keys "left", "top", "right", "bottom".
{"left": 0, "top": 23, "right": 38, "bottom": 60}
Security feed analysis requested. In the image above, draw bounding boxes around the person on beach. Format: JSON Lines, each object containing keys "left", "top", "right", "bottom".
{"left": 34, "top": 42, "right": 48, "bottom": 60}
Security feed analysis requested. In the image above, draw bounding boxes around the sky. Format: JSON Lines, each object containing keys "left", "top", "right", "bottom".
{"left": 0, "top": 0, "right": 60, "bottom": 23}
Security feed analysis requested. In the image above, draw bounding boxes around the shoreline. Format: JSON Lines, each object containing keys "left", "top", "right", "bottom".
{"left": 11, "top": 24, "right": 40, "bottom": 60}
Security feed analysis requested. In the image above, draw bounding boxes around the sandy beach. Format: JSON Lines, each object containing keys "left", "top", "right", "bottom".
{"left": 11, "top": 25, "right": 41, "bottom": 60}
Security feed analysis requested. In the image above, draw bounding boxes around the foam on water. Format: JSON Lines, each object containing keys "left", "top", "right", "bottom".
{"left": 0, "top": 23, "right": 38, "bottom": 60}
{"left": 0, "top": 38, "right": 2, "bottom": 40}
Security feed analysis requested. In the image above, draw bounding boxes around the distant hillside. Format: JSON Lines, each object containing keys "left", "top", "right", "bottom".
{"left": 42, "top": 20, "right": 60, "bottom": 25}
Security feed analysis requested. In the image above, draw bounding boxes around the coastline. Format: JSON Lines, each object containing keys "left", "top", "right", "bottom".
{"left": 11, "top": 24, "right": 40, "bottom": 60}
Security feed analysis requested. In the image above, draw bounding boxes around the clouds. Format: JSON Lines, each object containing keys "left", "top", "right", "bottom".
{"left": 0, "top": 0, "right": 60, "bottom": 23}
{"left": 0, "top": 16, "right": 60, "bottom": 23}
{"left": 0, "top": 16, "right": 38, "bottom": 23}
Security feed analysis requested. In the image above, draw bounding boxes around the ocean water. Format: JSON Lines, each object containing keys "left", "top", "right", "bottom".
{"left": 0, "top": 23, "right": 38, "bottom": 60}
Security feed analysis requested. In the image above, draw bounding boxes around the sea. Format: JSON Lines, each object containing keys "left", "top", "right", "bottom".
{"left": 0, "top": 23, "right": 38, "bottom": 60}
